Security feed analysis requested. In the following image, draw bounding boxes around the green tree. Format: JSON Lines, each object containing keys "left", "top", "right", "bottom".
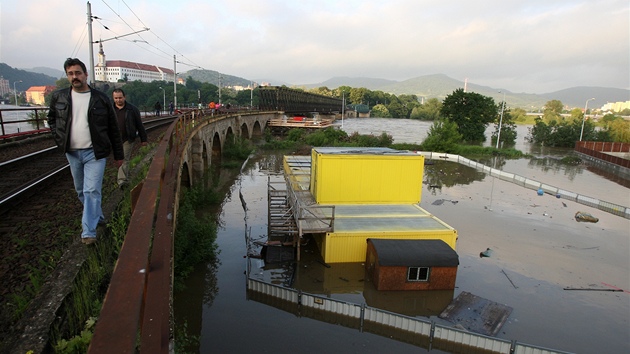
{"left": 370, "top": 103, "right": 391, "bottom": 118}
{"left": 528, "top": 117, "right": 610, "bottom": 147}
{"left": 421, "top": 119, "right": 462, "bottom": 153}
{"left": 410, "top": 98, "right": 442, "bottom": 120}
{"left": 569, "top": 108, "right": 583, "bottom": 123}
{"left": 608, "top": 119, "right": 630, "bottom": 142}
{"left": 386, "top": 100, "right": 408, "bottom": 118}
{"left": 510, "top": 107, "right": 528, "bottom": 122}
{"left": 542, "top": 99, "right": 563, "bottom": 123}
{"left": 55, "top": 77, "right": 71, "bottom": 89}
{"left": 349, "top": 87, "right": 369, "bottom": 105}
{"left": 440, "top": 88, "right": 498, "bottom": 143}
{"left": 309, "top": 86, "right": 333, "bottom": 97}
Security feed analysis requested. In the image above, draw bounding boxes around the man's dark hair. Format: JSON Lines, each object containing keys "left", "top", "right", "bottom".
{"left": 112, "top": 88, "right": 126, "bottom": 96}
{"left": 63, "top": 58, "right": 87, "bottom": 74}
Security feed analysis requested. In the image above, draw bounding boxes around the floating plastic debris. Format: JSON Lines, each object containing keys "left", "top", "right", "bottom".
{"left": 575, "top": 211, "right": 599, "bottom": 223}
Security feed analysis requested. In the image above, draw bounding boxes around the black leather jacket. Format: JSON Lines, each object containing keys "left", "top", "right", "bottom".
{"left": 47, "top": 87, "right": 124, "bottom": 160}
{"left": 117, "top": 102, "right": 148, "bottom": 144}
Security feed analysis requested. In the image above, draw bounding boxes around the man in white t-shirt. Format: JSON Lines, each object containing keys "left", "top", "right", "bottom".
{"left": 47, "top": 58, "right": 124, "bottom": 245}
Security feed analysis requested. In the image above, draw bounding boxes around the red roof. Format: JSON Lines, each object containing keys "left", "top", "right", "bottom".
{"left": 106, "top": 60, "right": 174, "bottom": 75}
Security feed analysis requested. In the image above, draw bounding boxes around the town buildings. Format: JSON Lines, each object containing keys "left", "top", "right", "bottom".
{"left": 94, "top": 43, "right": 175, "bottom": 83}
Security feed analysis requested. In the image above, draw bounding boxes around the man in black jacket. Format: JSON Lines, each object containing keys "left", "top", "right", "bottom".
{"left": 47, "top": 58, "right": 124, "bottom": 245}
{"left": 112, "top": 88, "right": 148, "bottom": 188}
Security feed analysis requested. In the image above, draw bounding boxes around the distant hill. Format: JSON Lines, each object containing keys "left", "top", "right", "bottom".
{"left": 540, "top": 87, "right": 629, "bottom": 109}
{"left": 182, "top": 69, "right": 252, "bottom": 88}
{"left": 301, "top": 74, "right": 629, "bottom": 110}
{"left": 0, "top": 63, "right": 58, "bottom": 92}
{"left": 298, "top": 76, "right": 398, "bottom": 90}
{"left": 24, "top": 67, "right": 65, "bottom": 79}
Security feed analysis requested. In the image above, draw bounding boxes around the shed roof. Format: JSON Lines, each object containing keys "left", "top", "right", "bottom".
{"left": 369, "top": 239, "right": 459, "bottom": 267}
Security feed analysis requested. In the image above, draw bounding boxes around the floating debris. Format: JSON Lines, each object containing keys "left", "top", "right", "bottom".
{"left": 479, "top": 248, "right": 492, "bottom": 258}
{"left": 439, "top": 291, "right": 513, "bottom": 336}
{"left": 575, "top": 211, "right": 599, "bottom": 223}
{"left": 432, "top": 199, "right": 459, "bottom": 206}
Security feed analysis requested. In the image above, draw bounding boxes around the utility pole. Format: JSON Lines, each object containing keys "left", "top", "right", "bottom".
{"left": 173, "top": 55, "right": 177, "bottom": 108}
{"left": 87, "top": 2, "right": 95, "bottom": 86}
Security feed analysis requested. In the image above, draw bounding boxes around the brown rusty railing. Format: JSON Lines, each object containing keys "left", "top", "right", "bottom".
{"left": 574, "top": 141, "right": 630, "bottom": 169}
{"left": 0, "top": 107, "right": 50, "bottom": 139}
{"left": 88, "top": 111, "right": 197, "bottom": 354}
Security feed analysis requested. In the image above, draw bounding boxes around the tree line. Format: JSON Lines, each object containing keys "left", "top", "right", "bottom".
{"left": 45, "top": 77, "right": 630, "bottom": 147}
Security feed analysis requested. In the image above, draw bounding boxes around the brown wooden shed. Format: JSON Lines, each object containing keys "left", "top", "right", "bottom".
{"left": 366, "top": 239, "right": 459, "bottom": 291}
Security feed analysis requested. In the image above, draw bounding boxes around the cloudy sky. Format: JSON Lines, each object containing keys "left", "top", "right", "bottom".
{"left": 1, "top": 0, "right": 628, "bottom": 93}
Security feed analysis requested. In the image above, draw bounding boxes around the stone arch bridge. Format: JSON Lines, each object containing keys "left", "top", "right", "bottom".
{"left": 178, "top": 111, "right": 276, "bottom": 187}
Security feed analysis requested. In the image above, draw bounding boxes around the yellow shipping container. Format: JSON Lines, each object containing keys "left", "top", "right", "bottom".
{"left": 310, "top": 147, "right": 424, "bottom": 205}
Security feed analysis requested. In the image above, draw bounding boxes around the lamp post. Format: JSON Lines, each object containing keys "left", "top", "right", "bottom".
{"left": 13, "top": 80, "right": 22, "bottom": 106}
{"left": 579, "top": 98, "right": 595, "bottom": 141}
{"left": 218, "top": 75, "right": 223, "bottom": 105}
{"left": 159, "top": 87, "right": 165, "bottom": 114}
{"left": 341, "top": 92, "right": 345, "bottom": 128}
{"left": 489, "top": 91, "right": 506, "bottom": 211}
{"left": 495, "top": 91, "right": 506, "bottom": 149}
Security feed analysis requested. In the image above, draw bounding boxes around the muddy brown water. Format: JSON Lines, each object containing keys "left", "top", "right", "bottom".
{"left": 175, "top": 119, "right": 629, "bottom": 353}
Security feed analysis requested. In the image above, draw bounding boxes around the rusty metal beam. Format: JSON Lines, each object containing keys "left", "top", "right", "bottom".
{"left": 88, "top": 119, "right": 179, "bottom": 354}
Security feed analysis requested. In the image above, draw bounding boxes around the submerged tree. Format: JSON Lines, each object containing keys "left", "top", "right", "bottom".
{"left": 440, "top": 89, "right": 498, "bottom": 143}
{"left": 421, "top": 119, "right": 462, "bottom": 153}
{"left": 410, "top": 98, "right": 442, "bottom": 120}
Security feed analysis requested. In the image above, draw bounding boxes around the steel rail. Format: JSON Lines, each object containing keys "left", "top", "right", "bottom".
{"left": 0, "top": 117, "right": 177, "bottom": 212}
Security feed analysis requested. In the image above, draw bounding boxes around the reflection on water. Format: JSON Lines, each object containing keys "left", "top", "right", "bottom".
{"left": 265, "top": 238, "right": 455, "bottom": 318}
{"left": 423, "top": 161, "right": 486, "bottom": 190}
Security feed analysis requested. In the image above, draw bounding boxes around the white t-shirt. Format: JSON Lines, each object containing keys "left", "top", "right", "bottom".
{"left": 69, "top": 90, "right": 92, "bottom": 150}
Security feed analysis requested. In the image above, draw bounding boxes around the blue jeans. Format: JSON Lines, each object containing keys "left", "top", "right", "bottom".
{"left": 66, "top": 149, "right": 106, "bottom": 238}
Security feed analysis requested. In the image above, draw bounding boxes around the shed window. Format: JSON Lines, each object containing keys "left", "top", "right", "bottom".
{"left": 407, "top": 267, "right": 429, "bottom": 281}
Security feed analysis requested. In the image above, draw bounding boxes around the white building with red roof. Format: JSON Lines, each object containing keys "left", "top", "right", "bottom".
{"left": 95, "top": 43, "right": 174, "bottom": 83}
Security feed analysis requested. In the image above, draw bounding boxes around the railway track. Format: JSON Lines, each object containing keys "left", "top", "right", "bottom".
{"left": 0, "top": 115, "right": 176, "bottom": 216}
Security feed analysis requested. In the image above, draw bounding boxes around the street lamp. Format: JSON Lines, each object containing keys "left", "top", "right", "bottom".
{"left": 579, "top": 98, "right": 595, "bottom": 141}
{"left": 495, "top": 91, "right": 506, "bottom": 149}
{"left": 13, "top": 80, "right": 22, "bottom": 106}
{"left": 159, "top": 87, "right": 165, "bottom": 114}
{"left": 218, "top": 75, "right": 223, "bottom": 105}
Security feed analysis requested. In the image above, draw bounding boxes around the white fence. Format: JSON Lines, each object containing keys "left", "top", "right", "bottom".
{"left": 417, "top": 152, "right": 630, "bottom": 219}
{"left": 246, "top": 278, "right": 573, "bottom": 354}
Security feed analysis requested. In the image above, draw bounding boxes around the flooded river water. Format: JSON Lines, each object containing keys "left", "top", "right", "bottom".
{"left": 174, "top": 118, "right": 629, "bottom": 353}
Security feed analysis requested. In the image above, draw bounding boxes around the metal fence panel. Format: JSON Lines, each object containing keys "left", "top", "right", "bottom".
{"left": 514, "top": 343, "right": 574, "bottom": 354}
{"left": 434, "top": 325, "right": 512, "bottom": 352}
{"left": 301, "top": 294, "right": 362, "bottom": 318}
{"left": 364, "top": 307, "right": 432, "bottom": 335}
{"left": 247, "top": 279, "right": 298, "bottom": 303}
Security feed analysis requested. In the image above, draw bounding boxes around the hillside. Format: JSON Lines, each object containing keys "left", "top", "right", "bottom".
{"left": 182, "top": 69, "right": 252, "bottom": 88}
{"left": 0, "top": 63, "right": 58, "bottom": 91}
{"left": 301, "top": 74, "right": 628, "bottom": 110}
